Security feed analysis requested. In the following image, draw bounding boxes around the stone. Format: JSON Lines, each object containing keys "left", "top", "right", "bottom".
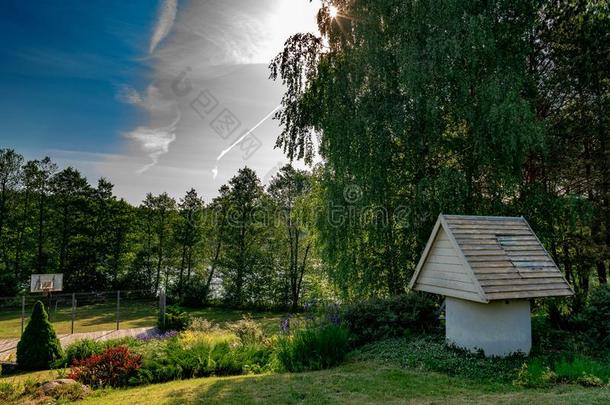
{"left": 41, "top": 378, "right": 87, "bottom": 396}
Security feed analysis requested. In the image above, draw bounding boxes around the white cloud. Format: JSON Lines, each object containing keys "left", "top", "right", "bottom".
{"left": 149, "top": 0, "right": 178, "bottom": 54}
{"left": 103, "top": 0, "right": 322, "bottom": 203}
{"left": 116, "top": 84, "right": 144, "bottom": 106}
{"left": 126, "top": 111, "right": 180, "bottom": 174}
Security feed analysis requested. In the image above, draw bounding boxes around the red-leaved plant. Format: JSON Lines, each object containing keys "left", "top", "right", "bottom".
{"left": 68, "top": 346, "right": 142, "bottom": 388}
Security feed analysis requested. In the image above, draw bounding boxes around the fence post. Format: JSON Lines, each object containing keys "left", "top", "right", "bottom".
{"left": 116, "top": 290, "right": 121, "bottom": 331}
{"left": 71, "top": 293, "right": 76, "bottom": 334}
{"left": 159, "top": 290, "right": 166, "bottom": 331}
{"left": 21, "top": 295, "right": 25, "bottom": 335}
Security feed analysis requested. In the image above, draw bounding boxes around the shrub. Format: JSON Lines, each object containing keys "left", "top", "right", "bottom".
{"left": 513, "top": 361, "right": 557, "bottom": 387}
{"left": 16, "top": 301, "right": 63, "bottom": 370}
{"left": 0, "top": 382, "right": 20, "bottom": 403}
{"left": 68, "top": 346, "right": 142, "bottom": 388}
{"left": 134, "top": 335, "right": 272, "bottom": 384}
{"left": 188, "top": 317, "right": 219, "bottom": 333}
{"left": 159, "top": 305, "right": 191, "bottom": 331}
{"left": 275, "top": 323, "right": 350, "bottom": 372}
{"left": 55, "top": 337, "right": 142, "bottom": 368}
{"left": 56, "top": 338, "right": 105, "bottom": 367}
{"left": 576, "top": 373, "right": 605, "bottom": 387}
{"left": 343, "top": 292, "right": 438, "bottom": 346}
{"left": 530, "top": 314, "right": 587, "bottom": 355}
{"left": 228, "top": 315, "right": 265, "bottom": 346}
{"left": 582, "top": 285, "right": 610, "bottom": 347}
{"left": 553, "top": 355, "right": 610, "bottom": 384}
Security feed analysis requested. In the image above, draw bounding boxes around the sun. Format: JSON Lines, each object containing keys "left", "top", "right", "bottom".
{"left": 329, "top": 5, "right": 339, "bottom": 18}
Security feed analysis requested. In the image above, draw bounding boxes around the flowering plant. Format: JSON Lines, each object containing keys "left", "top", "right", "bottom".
{"left": 68, "top": 346, "right": 142, "bottom": 388}
{"left": 137, "top": 330, "right": 178, "bottom": 341}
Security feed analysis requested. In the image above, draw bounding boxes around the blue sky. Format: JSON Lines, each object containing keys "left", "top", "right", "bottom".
{"left": 0, "top": 0, "right": 320, "bottom": 203}
{"left": 0, "top": 0, "right": 158, "bottom": 153}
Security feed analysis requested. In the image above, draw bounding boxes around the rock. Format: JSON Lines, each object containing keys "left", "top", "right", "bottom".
{"left": 41, "top": 379, "right": 79, "bottom": 395}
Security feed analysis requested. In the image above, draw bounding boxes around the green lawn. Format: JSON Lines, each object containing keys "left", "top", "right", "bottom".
{"left": 2, "top": 307, "right": 608, "bottom": 404}
{"left": 2, "top": 353, "right": 607, "bottom": 404}
{"left": 0, "top": 301, "right": 158, "bottom": 339}
{"left": 76, "top": 360, "right": 608, "bottom": 405}
{"left": 0, "top": 302, "right": 284, "bottom": 339}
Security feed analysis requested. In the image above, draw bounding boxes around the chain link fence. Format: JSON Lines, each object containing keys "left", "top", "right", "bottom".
{"left": 0, "top": 290, "right": 160, "bottom": 339}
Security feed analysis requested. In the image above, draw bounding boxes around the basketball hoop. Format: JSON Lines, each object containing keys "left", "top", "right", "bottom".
{"left": 31, "top": 274, "right": 63, "bottom": 293}
{"left": 30, "top": 274, "right": 63, "bottom": 319}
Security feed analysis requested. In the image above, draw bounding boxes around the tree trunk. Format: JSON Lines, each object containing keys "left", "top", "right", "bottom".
{"left": 203, "top": 229, "right": 223, "bottom": 305}
{"left": 236, "top": 221, "right": 246, "bottom": 306}
{"left": 596, "top": 261, "right": 607, "bottom": 285}
{"left": 155, "top": 211, "right": 165, "bottom": 293}
{"left": 0, "top": 183, "right": 6, "bottom": 249}
{"left": 178, "top": 243, "right": 187, "bottom": 299}
{"left": 37, "top": 192, "right": 45, "bottom": 273}
{"left": 186, "top": 246, "right": 193, "bottom": 283}
{"left": 292, "top": 242, "right": 311, "bottom": 312}
{"left": 59, "top": 204, "right": 69, "bottom": 273}
{"left": 15, "top": 188, "right": 31, "bottom": 283}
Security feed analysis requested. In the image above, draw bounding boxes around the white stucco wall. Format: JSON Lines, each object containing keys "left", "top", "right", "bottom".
{"left": 445, "top": 297, "right": 531, "bottom": 357}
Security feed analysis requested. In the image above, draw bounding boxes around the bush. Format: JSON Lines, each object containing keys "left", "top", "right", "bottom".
{"left": 228, "top": 315, "right": 265, "bottom": 346}
{"left": 16, "top": 301, "right": 63, "bottom": 370}
{"left": 159, "top": 305, "right": 191, "bottom": 332}
{"left": 55, "top": 336, "right": 142, "bottom": 368}
{"left": 134, "top": 334, "right": 272, "bottom": 384}
{"left": 512, "top": 355, "right": 610, "bottom": 388}
{"left": 582, "top": 285, "right": 610, "bottom": 347}
{"left": 0, "top": 382, "right": 20, "bottom": 403}
{"left": 513, "top": 361, "right": 557, "bottom": 387}
{"left": 275, "top": 323, "right": 350, "bottom": 372}
{"left": 179, "top": 275, "right": 210, "bottom": 307}
{"left": 68, "top": 346, "right": 142, "bottom": 388}
{"left": 553, "top": 355, "right": 610, "bottom": 385}
{"left": 188, "top": 317, "right": 219, "bottom": 333}
{"left": 56, "top": 338, "right": 105, "bottom": 367}
{"left": 343, "top": 292, "right": 438, "bottom": 346}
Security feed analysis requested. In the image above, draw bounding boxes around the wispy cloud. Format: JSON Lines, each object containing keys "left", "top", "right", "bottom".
{"left": 116, "top": 84, "right": 144, "bottom": 105}
{"left": 117, "top": 83, "right": 180, "bottom": 173}
{"left": 104, "top": 0, "right": 321, "bottom": 202}
{"left": 126, "top": 111, "right": 180, "bottom": 174}
{"left": 149, "top": 0, "right": 178, "bottom": 54}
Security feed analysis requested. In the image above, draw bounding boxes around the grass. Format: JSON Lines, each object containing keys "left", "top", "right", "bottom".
{"left": 3, "top": 358, "right": 607, "bottom": 404}
{"left": 2, "top": 308, "right": 608, "bottom": 404}
{"left": 0, "top": 301, "right": 158, "bottom": 339}
{"left": 75, "top": 360, "right": 609, "bottom": 404}
{"left": 0, "top": 368, "right": 63, "bottom": 384}
{"left": 0, "top": 303, "right": 284, "bottom": 339}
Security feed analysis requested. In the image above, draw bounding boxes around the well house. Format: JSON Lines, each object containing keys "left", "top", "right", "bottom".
{"left": 408, "top": 214, "right": 573, "bottom": 356}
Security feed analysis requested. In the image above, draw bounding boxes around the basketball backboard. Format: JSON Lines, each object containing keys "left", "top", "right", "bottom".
{"left": 30, "top": 274, "right": 63, "bottom": 293}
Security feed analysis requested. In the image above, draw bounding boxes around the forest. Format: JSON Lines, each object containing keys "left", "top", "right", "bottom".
{"left": 0, "top": 0, "right": 608, "bottom": 319}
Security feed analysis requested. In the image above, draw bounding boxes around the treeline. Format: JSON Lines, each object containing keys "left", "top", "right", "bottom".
{"left": 0, "top": 153, "right": 318, "bottom": 310}
{"left": 270, "top": 0, "right": 609, "bottom": 308}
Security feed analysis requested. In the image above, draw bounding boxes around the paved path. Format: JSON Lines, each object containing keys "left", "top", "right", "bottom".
{"left": 0, "top": 326, "right": 159, "bottom": 361}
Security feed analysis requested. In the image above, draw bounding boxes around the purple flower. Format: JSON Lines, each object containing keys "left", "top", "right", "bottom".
{"left": 325, "top": 303, "right": 341, "bottom": 325}
{"left": 280, "top": 314, "right": 292, "bottom": 334}
{"left": 137, "top": 330, "right": 178, "bottom": 341}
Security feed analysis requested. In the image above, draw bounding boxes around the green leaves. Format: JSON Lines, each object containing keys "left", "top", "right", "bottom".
{"left": 16, "top": 301, "right": 63, "bottom": 371}
{"left": 272, "top": 0, "right": 544, "bottom": 297}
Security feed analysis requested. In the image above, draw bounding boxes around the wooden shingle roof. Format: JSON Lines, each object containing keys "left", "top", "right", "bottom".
{"left": 408, "top": 214, "right": 574, "bottom": 302}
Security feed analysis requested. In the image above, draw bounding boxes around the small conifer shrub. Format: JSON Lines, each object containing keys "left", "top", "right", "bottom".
{"left": 16, "top": 301, "right": 63, "bottom": 370}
